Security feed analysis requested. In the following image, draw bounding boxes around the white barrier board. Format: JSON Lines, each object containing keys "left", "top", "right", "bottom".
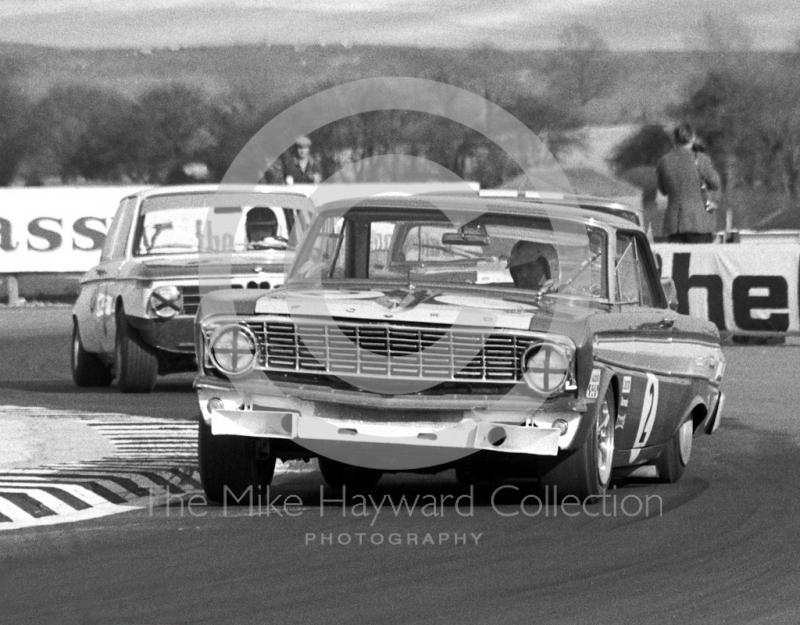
{"left": 0, "top": 187, "right": 147, "bottom": 273}
{"left": 653, "top": 243, "right": 800, "bottom": 335}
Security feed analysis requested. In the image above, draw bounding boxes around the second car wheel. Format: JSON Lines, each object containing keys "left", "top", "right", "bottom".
{"left": 318, "top": 457, "right": 382, "bottom": 490}
{"left": 198, "top": 417, "right": 276, "bottom": 505}
{"left": 115, "top": 307, "right": 158, "bottom": 393}
{"left": 71, "top": 319, "right": 113, "bottom": 387}
{"left": 538, "top": 387, "right": 616, "bottom": 502}
{"left": 655, "top": 418, "right": 693, "bottom": 483}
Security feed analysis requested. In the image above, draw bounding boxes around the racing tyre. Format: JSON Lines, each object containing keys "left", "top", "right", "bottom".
{"left": 198, "top": 417, "right": 276, "bottom": 504}
{"left": 71, "top": 320, "right": 113, "bottom": 387}
{"left": 655, "top": 418, "right": 692, "bottom": 483}
{"left": 318, "top": 457, "right": 382, "bottom": 490}
{"left": 538, "top": 387, "right": 616, "bottom": 502}
{"left": 114, "top": 308, "right": 158, "bottom": 393}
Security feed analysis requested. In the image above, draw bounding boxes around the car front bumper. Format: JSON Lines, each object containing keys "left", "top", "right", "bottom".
{"left": 195, "top": 376, "right": 586, "bottom": 457}
{"left": 128, "top": 315, "right": 196, "bottom": 354}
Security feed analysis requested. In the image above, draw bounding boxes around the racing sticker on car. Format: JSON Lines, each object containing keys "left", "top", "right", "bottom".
{"left": 630, "top": 373, "right": 659, "bottom": 462}
{"left": 586, "top": 368, "right": 601, "bottom": 400}
{"left": 616, "top": 375, "right": 632, "bottom": 430}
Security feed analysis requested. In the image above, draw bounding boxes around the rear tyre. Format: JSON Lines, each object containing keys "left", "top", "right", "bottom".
{"left": 318, "top": 457, "right": 382, "bottom": 490}
{"left": 198, "top": 417, "right": 276, "bottom": 504}
{"left": 115, "top": 308, "right": 158, "bottom": 393}
{"left": 655, "top": 418, "right": 693, "bottom": 483}
{"left": 71, "top": 320, "right": 113, "bottom": 387}
{"left": 538, "top": 387, "right": 616, "bottom": 502}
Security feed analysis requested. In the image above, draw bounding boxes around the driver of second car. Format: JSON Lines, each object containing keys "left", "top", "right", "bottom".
{"left": 507, "top": 240, "right": 553, "bottom": 290}
{"left": 245, "top": 206, "right": 284, "bottom": 249}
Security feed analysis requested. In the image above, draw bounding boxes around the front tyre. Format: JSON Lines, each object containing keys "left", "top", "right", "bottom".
{"left": 71, "top": 320, "right": 113, "bottom": 387}
{"left": 655, "top": 418, "right": 692, "bottom": 483}
{"left": 318, "top": 457, "right": 382, "bottom": 490}
{"left": 115, "top": 308, "right": 158, "bottom": 393}
{"left": 198, "top": 417, "right": 276, "bottom": 504}
{"left": 538, "top": 387, "right": 616, "bottom": 501}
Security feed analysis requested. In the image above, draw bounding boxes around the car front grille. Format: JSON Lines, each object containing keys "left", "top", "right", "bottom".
{"left": 241, "top": 319, "right": 539, "bottom": 383}
{"left": 182, "top": 283, "right": 274, "bottom": 315}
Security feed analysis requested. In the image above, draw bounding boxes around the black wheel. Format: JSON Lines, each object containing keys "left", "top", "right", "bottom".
{"left": 655, "top": 418, "right": 693, "bottom": 483}
{"left": 115, "top": 307, "right": 158, "bottom": 393}
{"left": 538, "top": 387, "right": 616, "bottom": 501}
{"left": 71, "top": 320, "right": 113, "bottom": 387}
{"left": 198, "top": 417, "right": 276, "bottom": 504}
{"left": 318, "top": 457, "right": 382, "bottom": 490}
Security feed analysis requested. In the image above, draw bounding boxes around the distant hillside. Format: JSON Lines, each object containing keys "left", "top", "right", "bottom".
{"left": 2, "top": 42, "right": 791, "bottom": 125}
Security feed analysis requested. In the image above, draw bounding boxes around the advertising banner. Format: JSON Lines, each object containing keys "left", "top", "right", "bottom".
{"left": 0, "top": 187, "right": 146, "bottom": 273}
{"left": 653, "top": 243, "right": 800, "bottom": 335}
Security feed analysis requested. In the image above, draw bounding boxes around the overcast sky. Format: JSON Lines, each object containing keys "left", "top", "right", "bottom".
{"left": 1, "top": 0, "right": 797, "bottom": 51}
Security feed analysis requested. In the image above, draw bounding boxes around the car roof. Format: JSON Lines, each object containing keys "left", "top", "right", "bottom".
{"left": 316, "top": 193, "right": 641, "bottom": 232}
{"left": 126, "top": 183, "right": 317, "bottom": 201}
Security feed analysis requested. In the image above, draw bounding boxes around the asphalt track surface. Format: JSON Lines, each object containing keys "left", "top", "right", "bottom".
{"left": 1, "top": 307, "right": 800, "bottom": 624}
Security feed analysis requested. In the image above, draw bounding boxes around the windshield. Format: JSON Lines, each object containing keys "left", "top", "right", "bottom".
{"left": 133, "top": 194, "right": 300, "bottom": 257}
{"left": 291, "top": 208, "right": 608, "bottom": 299}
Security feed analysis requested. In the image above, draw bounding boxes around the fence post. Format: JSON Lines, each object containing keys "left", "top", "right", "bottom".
{"left": 6, "top": 275, "right": 22, "bottom": 306}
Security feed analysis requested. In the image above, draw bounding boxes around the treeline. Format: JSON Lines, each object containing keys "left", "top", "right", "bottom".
{"left": 0, "top": 25, "right": 624, "bottom": 189}
{"left": 0, "top": 76, "right": 594, "bottom": 189}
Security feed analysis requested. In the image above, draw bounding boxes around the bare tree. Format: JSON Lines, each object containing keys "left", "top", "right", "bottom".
{"left": 551, "top": 23, "right": 619, "bottom": 107}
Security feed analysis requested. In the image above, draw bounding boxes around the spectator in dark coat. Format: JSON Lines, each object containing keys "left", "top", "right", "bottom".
{"left": 657, "top": 124, "right": 721, "bottom": 243}
{"left": 282, "top": 136, "right": 322, "bottom": 185}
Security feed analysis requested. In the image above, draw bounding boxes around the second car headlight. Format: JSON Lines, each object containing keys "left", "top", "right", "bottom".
{"left": 148, "top": 285, "right": 183, "bottom": 319}
{"left": 209, "top": 324, "right": 258, "bottom": 376}
{"left": 521, "top": 342, "right": 572, "bottom": 395}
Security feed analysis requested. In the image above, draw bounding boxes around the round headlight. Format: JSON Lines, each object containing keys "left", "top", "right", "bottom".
{"left": 149, "top": 286, "right": 183, "bottom": 319}
{"left": 521, "top": 342, "right": 571, "bottom": 394}
{"left": 209, "top": 324, "right": 258, "bottom": 375}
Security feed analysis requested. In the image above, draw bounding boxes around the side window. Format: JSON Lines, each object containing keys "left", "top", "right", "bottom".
{"left": 328, "top": 218, "right": 348, "bottom": 279}
{"left": 615, "top": 233, "right": 659, "bottom": 307}
{"left": 616, "top": 234, "right": 639, "bottom": 304}
{"left": 100, "top": 214, "right": 120, "bottom": 262}
{"left": 100, "top": 198, "right": 134, "bottom": 262}
{"left": 369, "top": 221, "right": 396, "bottom": 274}
{"left": 635, "top": 237, "right": 659, "bottom": 307}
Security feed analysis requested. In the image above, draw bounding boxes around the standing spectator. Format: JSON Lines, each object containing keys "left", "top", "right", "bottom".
{"left": 282, "top": 136, "right": 322, "bottom": 185}
{"left": 657, "top": 123, "right": 721, "bottom": 243}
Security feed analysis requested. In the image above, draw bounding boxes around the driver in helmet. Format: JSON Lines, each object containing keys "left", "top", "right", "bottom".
{"left": 507, "top": 240, "right": 553, "bottom": 290}
{"left": 245, "top": 207, "right": 285, "bottom": 249}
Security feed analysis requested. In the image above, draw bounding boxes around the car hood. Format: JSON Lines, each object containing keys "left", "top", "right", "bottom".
{"left": 121, "top": 252, "right": 293, "bottom": 281}
{"left": 213, "top": 285, "right": 596, "bottom": 335}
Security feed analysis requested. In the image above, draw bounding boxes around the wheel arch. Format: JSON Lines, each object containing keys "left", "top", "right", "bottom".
{"left": 568, "top": 365, "right": 618, "bottom": 450}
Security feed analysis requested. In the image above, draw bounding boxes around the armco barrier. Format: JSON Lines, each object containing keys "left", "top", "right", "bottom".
{"left": 653, "top": 242, "right": 800, "bottom": 337}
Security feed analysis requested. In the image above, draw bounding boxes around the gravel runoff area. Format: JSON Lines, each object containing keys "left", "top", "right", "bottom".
{"left": 0, "top": 306, "right": 114, "bottom": 469}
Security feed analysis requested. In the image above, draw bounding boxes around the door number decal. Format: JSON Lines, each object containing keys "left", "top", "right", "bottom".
{"left": 634, "top": 373, "right": 659, "bottom": 448}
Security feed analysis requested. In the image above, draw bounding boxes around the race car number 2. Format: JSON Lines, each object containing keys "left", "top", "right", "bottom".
{"left": 633, "top": 373, "right": 659, "bottom": 448}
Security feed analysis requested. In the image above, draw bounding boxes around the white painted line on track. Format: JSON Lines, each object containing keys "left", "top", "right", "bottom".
{"left": 2, "top": 503, "right": 140, "bottom": 531}
{"left": 0, "top": 482, "right": 110, "bottom": 507}
{"left": 0, "top": 497, "right": 34, "bottom": 523}
{"left": 0, "top": 488, "right": 78, "bottom": 515}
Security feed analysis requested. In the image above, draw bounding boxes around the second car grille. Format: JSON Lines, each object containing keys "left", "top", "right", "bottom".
{"left": 182, "top": 283, "right": 274, "bottom": 315}
{"left": 242, "top": 319, "right": 539, "bottom": 383}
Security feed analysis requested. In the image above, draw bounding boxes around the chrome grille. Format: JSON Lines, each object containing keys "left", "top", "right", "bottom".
{"left": 243, "top": 319, "right": 539, "bottom": 383}
{"left": 182, "top": 283, "right": 269, "bottom": 315}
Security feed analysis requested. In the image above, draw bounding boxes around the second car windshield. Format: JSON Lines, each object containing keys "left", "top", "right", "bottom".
{"left": 291, "top": 208, "right": 608, "bottom": 299}
{"left": 133, "top": 198, "right": 290, "bottom": 256}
